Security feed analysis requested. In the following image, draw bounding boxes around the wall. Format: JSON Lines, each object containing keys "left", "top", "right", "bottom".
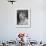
{"left": 0, "top": 0, "right": 46, "bottom": 41}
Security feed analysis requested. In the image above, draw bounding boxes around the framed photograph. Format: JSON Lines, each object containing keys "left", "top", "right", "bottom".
{"left": 16, "top": 8, "right": 31, "bottom": 28}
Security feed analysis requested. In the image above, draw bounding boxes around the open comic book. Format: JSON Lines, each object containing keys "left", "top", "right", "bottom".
{"left": 0, "top": 0, "right": 46, "bottom": 46}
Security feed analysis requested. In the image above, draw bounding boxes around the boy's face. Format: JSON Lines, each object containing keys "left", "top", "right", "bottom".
{"left": 19, "top": 12, "right": 25, "bottom": 20}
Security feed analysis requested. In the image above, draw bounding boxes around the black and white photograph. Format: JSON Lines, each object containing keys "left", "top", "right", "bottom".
{"left": 17, "top": 10, "right": 28, "bottom": 25}
{"left": 16, "top": 8, "right": 31, "bottom": 28}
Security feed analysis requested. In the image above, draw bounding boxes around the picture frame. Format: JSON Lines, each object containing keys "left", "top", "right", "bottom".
{"left": 16, "top": 8, "right": 31, "bottom": 28}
